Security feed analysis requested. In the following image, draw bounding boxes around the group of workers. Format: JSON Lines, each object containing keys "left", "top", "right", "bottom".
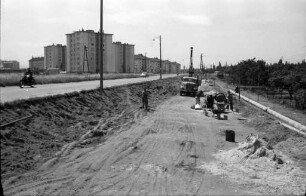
{"left": 141, "top": 88, "right": 236, "bottom": 112}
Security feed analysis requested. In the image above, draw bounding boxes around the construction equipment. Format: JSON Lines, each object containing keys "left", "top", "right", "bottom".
{"left": 200, "top": 53, "right": 204, "bottom": 79}
{"left": 188, "top": 47, "right": 194, "bottom": 77}
{"left": 212, "top": 93, "right": 227, "bottom": 114}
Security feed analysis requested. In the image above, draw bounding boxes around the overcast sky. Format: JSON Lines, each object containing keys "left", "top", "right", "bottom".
{"left": 1, "top": 0, "right": 306, "bottom": 68}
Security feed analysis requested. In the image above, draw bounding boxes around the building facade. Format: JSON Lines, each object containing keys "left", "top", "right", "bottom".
{"left": 134, "top": 54, "right": 181, "bottom": 74}
{"left": 112, "top": 42, "right": 135, "bottom": 73}
{"left": 66, "top": 29, "right": 134, "bottom": 73}
{"left": 148, "top": 57, "right": 160, "bottom": 74}
{"left": 66, "top": 29, "right": 99, "bottom": 73}
{"left": 134, "top": 54, "right": 149, "bottom": 73}
{"left": 1, "top": 60, "right": 20, "bottom": 69}
{"left": 29, "top": 57, "right": 44, "bottom": 71}
{"left": 66, "top": 29, "right": 114, "bottom": 73}
{"left": 44, "top": 44, "right": 66, "bottom": 71}
{"left": 163, "top": 60, "right": 171, "bottom": 73}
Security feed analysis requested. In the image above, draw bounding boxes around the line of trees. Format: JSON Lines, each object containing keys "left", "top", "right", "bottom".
{"left": 211, "top": 59, "right": 306, "bottom": 109}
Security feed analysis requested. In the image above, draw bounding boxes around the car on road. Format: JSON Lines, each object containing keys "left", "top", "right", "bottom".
{"left": 180, "top": 76, "right": 199, "bottom": 96}
{"left": 140, "top": 72, "right": 148, "bottom": 77}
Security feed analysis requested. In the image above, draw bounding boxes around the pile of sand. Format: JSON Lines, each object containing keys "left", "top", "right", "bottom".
{"left": 200, "top": 134, "right": 306, "bottom": 195}
{"left": 222, "top": 134, "right": 284, "bottom": 165}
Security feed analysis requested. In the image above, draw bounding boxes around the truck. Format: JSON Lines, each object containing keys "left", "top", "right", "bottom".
{"left": 180, "top": 76, "right": 199, "bottom": 96}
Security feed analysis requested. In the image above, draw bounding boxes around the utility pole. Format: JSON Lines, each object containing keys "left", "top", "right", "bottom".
{"left": 83, "top": 46, "right": 89, "bottom": 72}
{"left": 99, "top": 0, "right": 104, "bottom": 89}
{"left": 159, "top": 35, "right": 162, "bottom": 79}
{"left": 145, "top": 52, "right": 147, "bottom": 72}
{"left": 258, "top": 63, "right": 260, "bottom": 102}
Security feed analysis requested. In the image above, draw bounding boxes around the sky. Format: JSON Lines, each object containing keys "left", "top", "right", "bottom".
{"left": 1, "top": 0, "right": 306, "bottom": 68}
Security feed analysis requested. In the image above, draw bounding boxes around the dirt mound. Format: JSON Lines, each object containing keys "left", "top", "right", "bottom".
{"left": 200, "top": 134, "right": 306, "bottom": 195}
{"left": 238, "top": 134, "right": 280, "bottom": 161}
{"left": 0, "top": 77, "right": 180, "bottom": 180}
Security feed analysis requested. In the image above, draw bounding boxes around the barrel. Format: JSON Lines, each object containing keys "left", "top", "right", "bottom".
{"left": 224, "top": 115, "right": 228, "bottom": 120}
{"left": 225, "top": 130, "right": 235, "bottom": 142}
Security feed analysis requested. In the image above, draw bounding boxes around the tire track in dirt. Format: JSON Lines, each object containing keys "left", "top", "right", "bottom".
{"left": 76, "top": 105, "right": 164, "bottom": 195}
{"left": 125, "top": 109, "right": 165, "bottom": 195}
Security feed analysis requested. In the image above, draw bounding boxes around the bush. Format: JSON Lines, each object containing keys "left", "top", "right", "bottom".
{"left": 294, "top": 89, "right": 306, "bottom": 109}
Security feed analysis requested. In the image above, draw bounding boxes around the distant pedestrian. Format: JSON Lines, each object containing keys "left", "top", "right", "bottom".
{"left": 235, "top": 86, "right": 240, "bottom": 94}
{"left": 141, "top": 87, "right": 149, "bottom": 110}
{"left": 227, "top": 91, "right": 233, "bottom": 111}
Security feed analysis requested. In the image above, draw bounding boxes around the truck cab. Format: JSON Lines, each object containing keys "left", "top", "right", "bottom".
{"left": 180, "top": 76, "right": 199, "bottom": 96}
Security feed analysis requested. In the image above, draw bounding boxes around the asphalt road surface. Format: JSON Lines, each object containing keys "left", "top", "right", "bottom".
{"left": 0, "top": 74, "right": 177, "bottom": 103}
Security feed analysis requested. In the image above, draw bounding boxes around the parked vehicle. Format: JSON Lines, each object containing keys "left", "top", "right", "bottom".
{"left": 214, "top": 71, "right": 224, "bottom": 78}
{"left": 19, "top": 74, "right": 36, "bottom": 88}
{"left": 140, "top": 72, "right": 148, "bottom": 77}
{"left": 180, "top": 76, "right": 199, "bottom": 96}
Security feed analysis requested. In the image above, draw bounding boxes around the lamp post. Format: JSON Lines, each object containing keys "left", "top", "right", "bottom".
{"left": 159, "top": 36, "right": 162, "bottom": 79}
{"left": 153, "top": 36, "right": 162, "bottom": 79}
{"left": 99, "top": 0, "right": 104, "bottom": 89}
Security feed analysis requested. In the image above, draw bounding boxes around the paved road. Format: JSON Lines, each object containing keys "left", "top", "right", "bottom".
{"left": 0, "top": 74, "right": 177, "bottom": 103}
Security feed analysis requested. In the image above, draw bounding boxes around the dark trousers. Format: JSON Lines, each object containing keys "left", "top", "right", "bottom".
{"left": 229, "top": 101, "right": 233, "bottom": 110}
{"left": 142, "top": 98, "right": 148, "bottom": 109}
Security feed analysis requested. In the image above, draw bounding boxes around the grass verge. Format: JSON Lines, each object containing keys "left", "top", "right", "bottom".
{"left": 0, "top": 73, "right": 155, "bottom": 87}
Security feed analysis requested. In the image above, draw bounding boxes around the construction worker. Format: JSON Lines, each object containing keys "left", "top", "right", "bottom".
{"left": 141, "top": 87, "right": 149, "bottom": 110}
{"left": 227, "top": 91, "right": 233, "bottom": 111}
{"left": 195, "top": 90, "right": 202, "bottom": 105}
{"left": 235, "top": 86, "right": 240, "bottom": 94}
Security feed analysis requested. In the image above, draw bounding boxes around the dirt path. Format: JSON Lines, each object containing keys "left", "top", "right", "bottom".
{"left": 4, "top": 94, "right": 282, "bottom": 196}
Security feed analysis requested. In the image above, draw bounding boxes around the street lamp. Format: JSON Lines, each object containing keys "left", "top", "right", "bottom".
{"left": 153, "top": 36, "right": 162, "bottom": 79}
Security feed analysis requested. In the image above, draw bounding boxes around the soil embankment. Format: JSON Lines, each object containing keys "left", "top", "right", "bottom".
{"left": 1, "top": 77, "right": 180, "bottom": 181}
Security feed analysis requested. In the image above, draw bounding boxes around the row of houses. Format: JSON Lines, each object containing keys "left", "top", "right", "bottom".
{"left": 27, "top": 29, "right": 180, "bottom": 74}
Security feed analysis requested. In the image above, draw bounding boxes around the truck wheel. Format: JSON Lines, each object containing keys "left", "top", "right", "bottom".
{"left": 180, "top": 91, "right": 183, "bottom": 96}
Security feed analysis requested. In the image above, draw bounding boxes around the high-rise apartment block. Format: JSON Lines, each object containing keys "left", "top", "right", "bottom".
{"left": 44, "top": 44, "right": 66, "bottom": 71}
{"left": 66, "top": 30, "right": 100, "bottom": 73}
{"left": 65, "top": 29, "right": 134, "bottom": 73}
{"left": 111, "top": 42, "right": 134, "bottom": 73}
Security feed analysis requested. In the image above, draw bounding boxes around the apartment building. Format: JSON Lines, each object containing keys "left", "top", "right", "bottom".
{"left": 29, "top": 57, "right": 45, "bottom": 71}
{"left": 134, "top": 54, "right": 149, "bottom": 73}
{"left": 1, "top": 60, "right": 20, "bottom": 69}
{"left": 134, "top": 54, "right": 181, "bottom": 74}
{"left": 66, "top": 29, "right": 114, "bottom": 73}
{"left": 163, "top": 60, "right": 171, "bottom": 73}
{"left": 170, "top": 61, "right": 181, "bottom": 74}
{"left": 113, "top": 42, "right": 135, "bottom": 73}
{"left": 66, "top": 29, "right": 135, "bottom": 73}
{"left": 148, "top": 57, "right": 160, "bottom": 74}
{"left": 44, "top": 44, "right": 66, "bottom": 71}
